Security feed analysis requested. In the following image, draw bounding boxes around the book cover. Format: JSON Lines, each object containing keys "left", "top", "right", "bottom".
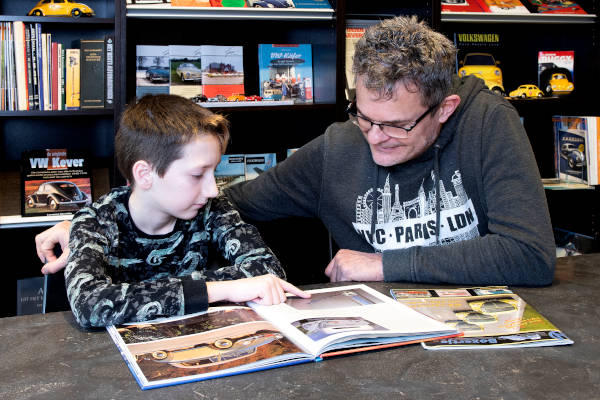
{"left": 80, "top": 38, "right": 105, "bottom": 109}
{"left": 538, "top": 50, "right": 574, "bottom": 96}
{"left": 454, "top": 31, "right": 506, "bottom": 96}
{"left": 169, "top": 45, "right": 203, "bottom": 100}
{"left": 247, "top": 0, "right": 295, "bottom": 7}
{"left": 442, "top": 0, "right": 484, "bottom": 12}
{"left": 200, "top": 45, "right": 244, "bottom": 99}
{"left": 65, "top": 48, "right": 81, "bottom": 110}
{"left": 552, "top": 116, "right": 588, "bottom": 184}
{"left": 293, "top": 0, "right": 331, "bottom": 8}
{"left": 16, "top": 276, "right": 45, "bottom": 316}
{"left": 478, "top": 0, "right": 531, "bottom": 13}
{"left": 107, "top": 284, "right": 459, "bottom": 390}
{"left": 553, "top": 116, "right": 600, "bottom": 185}
{"left": 105, "top": 35, "right": 114, "bottom": 108}
{"left": 214, "top": 154, "right": 245, "bottom": 193}
{"left": 244, "top": 153, "right": 276, "bottom": 180}
{"left": 135, "top": 45, "right": 170, "bottom": 99}
{"left": 21, "top": 149, "right": 92, "bottom": 217}
{"left": 522, "top": 0, "right": 587, "bottom": 14}
{"left": 391, "top": 286, "right": 574, "bottom": 349}
{"left": 258, "top": 44, "right": 313, "bottom": 103}
{"left": 345, "top": 26, "right": 366, "bottom": 100}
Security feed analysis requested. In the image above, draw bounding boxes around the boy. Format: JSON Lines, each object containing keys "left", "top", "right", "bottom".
{"left": 65, "top": 94, "right": 308, "bottom": 329}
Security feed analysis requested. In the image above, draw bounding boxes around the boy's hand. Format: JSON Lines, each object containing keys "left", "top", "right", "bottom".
{"left": 36, "top": 220, "right": 72, "bottom": 274}
{"left": 207, "top": 274, "right": 310, "bottom": 305}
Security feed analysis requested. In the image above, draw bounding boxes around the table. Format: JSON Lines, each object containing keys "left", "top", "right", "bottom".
{"left": 1, "top": 255, "right": 599, "bottom": 399}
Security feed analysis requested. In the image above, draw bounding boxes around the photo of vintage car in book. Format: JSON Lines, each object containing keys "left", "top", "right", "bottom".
{"left": 28, "top": 0, "right": 95, "bottom": 17}
{"left": 145, "top": 66, "right": 170, "bottom": 83}
{"left": 546, "top": 73, "right": 574, "bottom": 95}
{"left": 560, "top": 142, "right": 585, "bottom": 169}
{"left": 25, "top": 181, "right": 90, "bottom": 212}
{"left": 176, "top": 62, "right": 203, "bottom": 82}
{"left": 458, "top": 52, "right": 505, "bottom": 96}
{"left": 292, "top": 317, "right": 384, "bottom": 341}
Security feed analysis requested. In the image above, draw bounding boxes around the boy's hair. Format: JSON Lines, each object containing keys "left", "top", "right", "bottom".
{"left": 352, "top": 16, "right": 457, "bottom": 107}
{"left": 115, "top": 94, "right": 229, "bottom": 185}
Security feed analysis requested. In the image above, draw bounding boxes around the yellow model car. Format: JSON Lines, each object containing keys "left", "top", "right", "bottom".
{"left": 546, "top": 73, "right": 574, "bottom": 95}
{"left": 458, "top": 52, "right": 504, "bottom": 95}
{"left": 28, "top": 0, "right": 95, "bottom": 17}
{"left": 227, "top": 93, "right": 246, "bottom": 102}
{"left": 509, "top": 84, "right": 544, "bottom": 98}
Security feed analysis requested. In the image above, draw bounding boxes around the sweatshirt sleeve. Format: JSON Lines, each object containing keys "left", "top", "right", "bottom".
{"left": 382, "top": 102, "right": 556, "bottom": 286}
{"left": 199, "top": 196, "right": 286, "bottom": 280}
{"left": 64, "top": 208, "right": 207, "bottom": 329}
{"left": 224, "top": 134, "right": 325, "bottom": 221}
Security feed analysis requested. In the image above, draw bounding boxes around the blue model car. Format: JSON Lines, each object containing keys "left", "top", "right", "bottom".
{"left": 248, "top": 0, "right": 294, "bottom": 7}
{"left": 145, "top": 67, "right": 169, "bottom": 83}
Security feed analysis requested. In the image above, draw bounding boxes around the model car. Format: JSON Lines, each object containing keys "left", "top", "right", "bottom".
{"left": 467, "top": 298, "right": 519, "bottom": 314}
{"left": 560, "top": 143, "right": 585, "bottom": 169}
{"left": 26, "top": 181, "right": 89, "bottom": 211}
{"left": 458, "top": 52, "right": 505, "bottom": 96}
{"left": 546, "top": 73, "right": 574, "bottom": 95}
{"left": 509, "top": 84, "right": 544, "bottom": 98}
{"left": 150, "top": 331, "right": 283, "bottom": 368}
{"left": 248, "top": 0, "right": 294, "bottom": 7}
{"left": 191, "top": 94, "right": 208, "bottom": 103}
{"left": 245, "top": 95, "right": 263, "bottom": 101}
{"left": 227, "top": 93, "right": 246, "bottom": 102}
{"left": 176, "top": 62, "right": 202, "bottom": 82}
{"left": 208, "top": 94, "right": 227, "bottom": 102}
{"left": 28, "top": 0, "right": 95, "bottom": 17}
{"left": 145, "top": 67, "right": 169, "bottom": 83}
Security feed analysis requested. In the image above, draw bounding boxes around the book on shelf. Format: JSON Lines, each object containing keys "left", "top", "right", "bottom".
{"left": 244, "top": 153, "right": 276, "bottom": 180}
{"left": 258, "top": 44, "right": 313, "bottom": 103}
{"left": 209, "top": 0, "right": 247, "bottom": 7}
{"left": 24, "top": 24, "right": 34, "bottom": 110}
{"left": 65, "top": 48, "right": 81, "bottom": 110}
{"left": 391, "top": 286, "right": 573, "bottom": 349}
{"left": 105, "top": 35, "right": 114, "bottom": 108}
{"left": 13, "top": 21, "right": 28, "bottom": 111}
{"left": 552, "top": 116, "right": 600, "bottom": 186}
{"left": 169, "top": 45, "right": 203, "bottom": 100}
{"left": 135, "top": 45, "right": 170, "bottom": 98}
{"left": 107, "top": 284, "right": 460, "bottom": 390}
{"left": 477, "top": 0, "right": 530, "bottom": 13}
{"left": 171, "top": 0, "right": 211, "bottom": 5}
{"left": 247, "top": 0, "right": 295, "bottom": 7}
{"left": 214, "top": 154, "right": 246, "bottom": 193}
{"left": 345, "top": 25, "right": 366, "bottom": 101}
{"left": 441, "top": 0, "right": 485, "bottom": 13}
{"left": 51, "top": 41, "right": 59, "bottom": 111}
{"left": 80, "top": 38, "right": 105, "bottom": 109}
{"left": 200, "top": 45, "right": 244, "bottom": 99}
{"left": 522, "top": 0, "right": 587, "bottom": 14}
{"left": 293, "top": 0, "right": 331, "bottom": 8}
{"left": 21, "top": 148, "right": 92, "bottom": 218}
{"left": 538, "top": 50, "right": 574, "bottom": 96}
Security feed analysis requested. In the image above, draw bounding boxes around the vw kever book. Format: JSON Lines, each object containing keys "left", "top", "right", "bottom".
{"left": 107, "top": 284, "right": 459, "bottom": 389}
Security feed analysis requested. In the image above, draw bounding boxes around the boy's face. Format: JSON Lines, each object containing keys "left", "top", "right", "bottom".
{"left": 149, "top": 135, "right": 221, "bottom": 221}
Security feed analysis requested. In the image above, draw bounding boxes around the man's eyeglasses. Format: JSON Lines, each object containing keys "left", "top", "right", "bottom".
{"left": 345, "top": 101, "right": 438, "bottom": 139}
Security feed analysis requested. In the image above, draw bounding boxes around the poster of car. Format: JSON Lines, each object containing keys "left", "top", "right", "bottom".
{"left": 21, "top": 149, "right": 92, "bottom": 217}
{"left": 552, "top": 117, "right": 588, "bottom": 184}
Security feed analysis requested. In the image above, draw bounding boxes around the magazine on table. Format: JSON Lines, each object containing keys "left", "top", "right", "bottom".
{"left": 107, "top": 284, "right": 460, "bottom": 389}
{"left": 390, "top": 286, "right": 573, "bottom": 350}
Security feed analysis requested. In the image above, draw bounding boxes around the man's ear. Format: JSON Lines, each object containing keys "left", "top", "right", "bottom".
{"left": 131, "top": 160, "right": 154, "bottom": 190}
{"left": 437, "top": 94, "right": 461, "bottom": 124}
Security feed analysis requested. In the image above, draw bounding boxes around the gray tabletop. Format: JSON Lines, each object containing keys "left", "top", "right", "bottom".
{"left": 1, "top": 254, "right": 599, "bottom": 400}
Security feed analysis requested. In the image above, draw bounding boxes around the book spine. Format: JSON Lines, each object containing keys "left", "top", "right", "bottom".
{"left": 29, "top": 24, "right": 39, "bottom": 110}
{"left": 13, "top": 21, "right": 28, "bottom": 110}
{"left": 104, "top": 35, "right": 114, "bottom": 108}
{"left": 1, "top": 22, "right": 5, "bottom": 110}
{"left": 60, "top": 45, "right": 65, "bottom": 110}
{"left": 36, "top": 24, "right": 43, "bottom": 111}
{"left": 65, "top": 48, "right": 80, "bottom": 110}
{"left": 80, "top": 39, "right": 105, "bottom": 109}
{"left": 51, "top": 41, "right": 58, "bottom": 111}
{"left": 41, "top": 33, "right": 50, "bottom": 110}
{"left": 24, "top": 24, "right": 34, "bottom": 110}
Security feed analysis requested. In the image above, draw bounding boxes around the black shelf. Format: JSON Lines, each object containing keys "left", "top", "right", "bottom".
{"left": 0, "top": 15, "right": 114, "bottom": 24}
{"left": 0, "top": 109, "right": 114, "bottom": 117}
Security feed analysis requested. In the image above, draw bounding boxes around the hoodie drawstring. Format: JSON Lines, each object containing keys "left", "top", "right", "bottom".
{"left": 434, "top": 144, "right": 441, "bottom": 245}
{"left": 370, "top": 166, "right": 380, "bottom": 238}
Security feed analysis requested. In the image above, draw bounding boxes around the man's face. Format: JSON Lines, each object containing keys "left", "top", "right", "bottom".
{"left": 354, "top": 79, "right": 442, "bottom": 167}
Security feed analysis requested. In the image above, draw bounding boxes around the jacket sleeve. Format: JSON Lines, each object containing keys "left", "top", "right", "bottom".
{"left": 223, "top": 135, "right": 325, "bottom": 221}
{"left": 64, "top": 209, "right": 206, "bottom": 329}
{"left": 382, "top": 102, "right": 556, "bottom": 286}
{"left": 200, "top": 196, "right": 286, "bottom": 280}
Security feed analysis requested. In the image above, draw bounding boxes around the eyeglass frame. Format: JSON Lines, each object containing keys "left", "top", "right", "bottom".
{"left": 345, "top": 100, "right": 439, "bottom": 138}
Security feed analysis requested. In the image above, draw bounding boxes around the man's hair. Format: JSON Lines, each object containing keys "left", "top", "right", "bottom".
{"left": 352, "top": 16, "right": 457, "bottom": 107}
{"left": 115, "top": 94, "right": 229, "bottom": 185}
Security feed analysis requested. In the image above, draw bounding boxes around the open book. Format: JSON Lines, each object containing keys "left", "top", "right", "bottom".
{"left": 107, "top": 284, "right": 459, "bottom": 389}
{"left": 390, "top": 286, "right": 573, "bottom": 350}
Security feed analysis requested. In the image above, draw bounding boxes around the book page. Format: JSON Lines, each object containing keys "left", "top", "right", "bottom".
{"left": 250, "top": 284, "right": 456, "bottom": 356}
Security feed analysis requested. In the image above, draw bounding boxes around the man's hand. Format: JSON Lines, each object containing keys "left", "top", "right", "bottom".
{"left": 207, "top": 274, "right": 311, "bottom": 305}
{"left": 35, "top": 220, "right": 72, "bottom": 274}
{"left": 325, "top": 249, "right": 384, "bottom": 282}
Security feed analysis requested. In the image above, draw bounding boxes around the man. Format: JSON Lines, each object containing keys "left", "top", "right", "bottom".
{"left": 37, "top": 16, "right": 555, "bottom": 286}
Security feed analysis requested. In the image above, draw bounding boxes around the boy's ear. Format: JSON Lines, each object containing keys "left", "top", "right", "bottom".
{"left": 131, "top": 160, "right": 154, "bottom": 190}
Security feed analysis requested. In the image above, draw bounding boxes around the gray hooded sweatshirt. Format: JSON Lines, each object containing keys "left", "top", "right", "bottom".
{"left": 225, "top": 75, "right": 556, "bottom": 286}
